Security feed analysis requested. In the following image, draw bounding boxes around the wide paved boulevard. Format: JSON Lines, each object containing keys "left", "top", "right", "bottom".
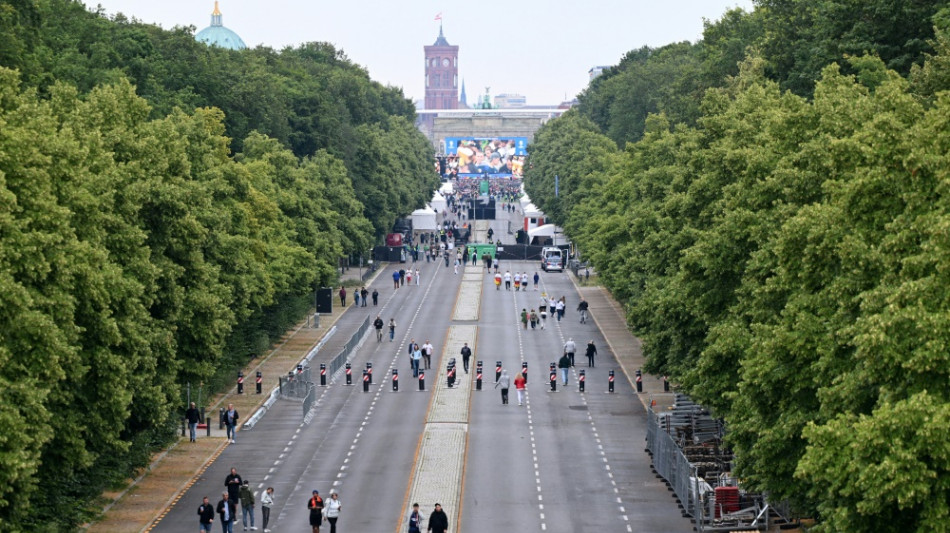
{"left": 153, "top": 211, "right": 691, "bottom": 533}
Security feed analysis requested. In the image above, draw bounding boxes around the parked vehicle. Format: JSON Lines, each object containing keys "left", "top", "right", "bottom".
{"left": 541, "top": 247, "right": 563, "bottom": 272}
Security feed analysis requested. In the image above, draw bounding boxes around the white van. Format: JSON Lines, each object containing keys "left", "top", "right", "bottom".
{"left": 541, "top": 247, "right": 563, "bottom": 272}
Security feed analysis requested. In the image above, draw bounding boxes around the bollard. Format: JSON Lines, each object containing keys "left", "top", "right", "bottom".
{"left": 366, "top": 362, "right": 374, "bottom": 385}
{"left": 256, "top": 371, "right": 262, "bottom": 394}
{"left": 447, "top": 358, "right": 456, "bottom": 388}
{"left": 180, "top": 417, "right": 186, "bottom": 437}
{"left": 345, "top": 363, "right": 352, "bottom": 385}
{"left": 204, "top": 407, "right": 211, "bottom": 436}
{"left": 635, "top": 369, "right": 642, "bottom": 393}
{"left": 549, "top": 362, "right": 557, "bottom": 392}
{"left": 419, "top": 370, "right": 426, "bottom": 391}
{"left": 320, "top": 363, "right": 327, "bottom": 387}
{"left": 663, "top": 375, "right": 670, "bottom": 392}
{"left": 219, "top": 407, "right": 225, "bottom": 430}
{"left": 362, "top": 370, "right": 369, "bottom": 392}
{"left": 476, "top": 361, "right": 483, "bottom": 391}
{"left": 522, "top": 361, "right": 528, "bottom": 384}
{"left": 495, "top": 361, "right": 502, "bottom": 382}
{"left": 392, "top": 368, "right": 399, "bottom": 392}
{"left": 609, "top": 370, "right": 615, "bottom": 393}
{"left": 237, "top": 372, "right": 244, "bottom": 394}
{"left": 579, "top": 369, "right": 585, "bottom": 392}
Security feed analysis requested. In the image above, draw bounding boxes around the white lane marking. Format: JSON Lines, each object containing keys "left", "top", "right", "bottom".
{"left": 538, "top": 274, "right": 631, "bottom": 530}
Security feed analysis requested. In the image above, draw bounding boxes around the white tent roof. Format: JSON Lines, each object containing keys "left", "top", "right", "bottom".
{"left": 528, "top": 224, "right": 556, "bottom": 237}
{"left": 439, "top": 182, "right": 454, "bottom": 194}
{"left": 412, "top": 206, "right": 436, "bottom": 216}
{"left": 523, "top": 203, "right": 543, "bottom": 217}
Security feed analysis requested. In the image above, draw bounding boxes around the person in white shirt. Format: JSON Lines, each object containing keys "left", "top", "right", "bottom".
{"left": 422, "top": 340, "right": 434, "bottom": 370}
{"left": 260, "top": 487, "right": 274, "bottom": 532}
{"left": 504, "top": 271, "right": 512, "bottom": 290}
{"left": 324, "top": 490, "right": 342, "bottom": 533}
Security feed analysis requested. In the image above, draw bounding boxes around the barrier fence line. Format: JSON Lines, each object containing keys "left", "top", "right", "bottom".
{"left": 270, "top": 316, "right": 371, "bottom": 421}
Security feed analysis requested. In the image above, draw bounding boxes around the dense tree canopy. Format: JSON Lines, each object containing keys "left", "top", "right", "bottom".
{"left": 0, "top": 0, "right": 436, "bottom": 530}
{"left": 526, "top": 2, "right": 950, "bottom": 530}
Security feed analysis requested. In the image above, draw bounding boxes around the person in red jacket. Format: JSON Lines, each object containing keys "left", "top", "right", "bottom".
{"left": 514, "top": 372, "right": 527, "bottom": 406}
{"left": 308, "top": 490, "right": 324, "bottom": 533}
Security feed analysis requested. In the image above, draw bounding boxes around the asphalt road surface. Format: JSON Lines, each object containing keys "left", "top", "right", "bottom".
{"left": 153, "top": 215, "right": 690, "bottom": 533}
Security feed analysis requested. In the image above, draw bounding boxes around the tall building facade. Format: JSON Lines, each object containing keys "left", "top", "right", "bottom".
{"left": 424, "top": 27, "right": 459, "bottom": 110}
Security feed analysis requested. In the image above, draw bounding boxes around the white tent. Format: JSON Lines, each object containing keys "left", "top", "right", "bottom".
{"left": 528, "top": 224, "right": 556, "bottom": 238}
{"left": 528, "top": 224, "right": 558, "bottom": 245}
{"left": 439, "top": 182, "right": 454, "bottom": 195}
{"left": 411, "top": 206, "right": 438, "bottom": 231}
{"left": 523, "top": 203, "right": 543, "bottom": 218}
{"left": 520, "top": 195, "right": 532, "bottom": 209}
{"left": 430, "top": 192, "right": 447, "bottom": 213}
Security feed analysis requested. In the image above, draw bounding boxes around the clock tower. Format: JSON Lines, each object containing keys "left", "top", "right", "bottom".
{"left": 424, "top": 26, "right": 459, "bottom": 110}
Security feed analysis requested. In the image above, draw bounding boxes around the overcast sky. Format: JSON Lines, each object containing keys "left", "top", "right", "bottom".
{"left": 87, "top": 0, "right": 754, "bottom": 106}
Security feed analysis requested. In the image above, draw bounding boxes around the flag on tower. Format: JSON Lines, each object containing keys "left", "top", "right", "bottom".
{"left": 434, "top": 13, "right": 442, "bottom": 21}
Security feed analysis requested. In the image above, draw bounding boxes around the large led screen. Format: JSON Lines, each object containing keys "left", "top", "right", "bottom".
{"left": 443, "top": 137, "right": 528, "bottom": 178}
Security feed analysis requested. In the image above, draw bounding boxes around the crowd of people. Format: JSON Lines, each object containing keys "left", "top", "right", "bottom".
{"left": 199, "top": 468, "right": 454, "bottom": 533}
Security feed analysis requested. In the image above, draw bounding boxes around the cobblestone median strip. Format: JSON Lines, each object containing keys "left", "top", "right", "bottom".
{"left": 453, "top": 268, "right": 483, "bottom": 321}
{"left": 402, "top": 325, "right": 478, "bottom": 531}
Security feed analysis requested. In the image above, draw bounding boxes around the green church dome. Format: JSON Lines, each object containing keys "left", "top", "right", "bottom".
{"left": 195, "top": 1, "right": 246, "bottom": 51}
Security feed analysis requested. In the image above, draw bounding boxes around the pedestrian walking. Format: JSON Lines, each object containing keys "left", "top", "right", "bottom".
{"left": 389, "top": 319, "right": 396, "bottom": 342}
{"left": 261, "top": 487, "right": 274, "bottom": 533}
{"left": 408, "top": 503, "right": 423, "bottom": 533}
{"left": 521, "top": 272, "right": 529, "bottom": 291}
{"left": 406, "top": 269, "right": 413, "bottom": 285}
{"left": 372, "top": 288, "right": 379, "bottom": 305}
{"left": 577, "top": 298, "right": 589, "bottom": 323}
{"left": 513, "top": 272, "right": 521, "bottom": 290}
{"left": 338, "top": 286, "right": 346, "bottom": 307}
{"left": 324, "top": 490, "right": 342, "bottom": 533}
{"left": 493, "top": 272, "right": 502, "bottom": 290}
{"left": 422, "top": 340, "right": 434, "bottom": 369}
{"left": 240, "top": 480, "right": 257, "bottom": 531}
{"left": 586, "top": 340, "right": 597, "bottom": 367}
{"left": 564, "top": 338, "right": 576, "bottom": 367}
{"left": 559, "top": 352, "right": 571, "bottom": 386}
{"left": 198, "top": 496, "right": 215, "bottom": 533}
{"left": 504, "top": 271, "right": 512, "bottom": 290}
{"left": 427, "top": 503, "right": 449, "bottom": 533}
{"left": 399, "top": 268, "right": 406, "bottom": 286}
{"left": 374, "top": 316, "right": 385, "bottom": 342}
{"left": 495, "top": 369, "right": 510, "bottom": 404}
{"left": 224, "top": 404, "right": 239, "bottom": 444}
{"left": 185, "top": 401, "right": 201, "bottom": 442}
{"left": 225, "top": 468, "right": 242, "bottom": 505}
{"left": 492, "top": 257, "right": 499, "bottom": 273}
{"left": 415, "top": 269, "right": 421, "bottom": 285}
{"left": 308, "top": 490, "right": 324, "bottom": 533}
{"left": 520, "top": 309, "right": 528, "bottom": 330}
{"left": 460, "top": 342, "right": 472, "bottom": 373}
{"left": 360, "top": 287, "right": 368, "bottom": 307}
{"left": 411, "top": 344, "right": 423, "bottom": 377}
{"left": 514, "top": 372, "right": 527, "bottom": 406}
{"left": 217, "top": 492, "right": 236, "bottom": 533}
{"left": 533, "top": 271, "right": 539, "bottom": 291}
{"left": 529, "top": 309, "right": 538, "bottom": 330}
{"left": 392, "top": 270, "right": 400, "bottom": 289}
{"left": 555, "top": 298, "right": 565, "bottom": 321}
{"left": 539, "top": 306, "right": 547, "bottom": 330}
{"left": 353, "top": 291, "right": 360, "bottom": 307}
